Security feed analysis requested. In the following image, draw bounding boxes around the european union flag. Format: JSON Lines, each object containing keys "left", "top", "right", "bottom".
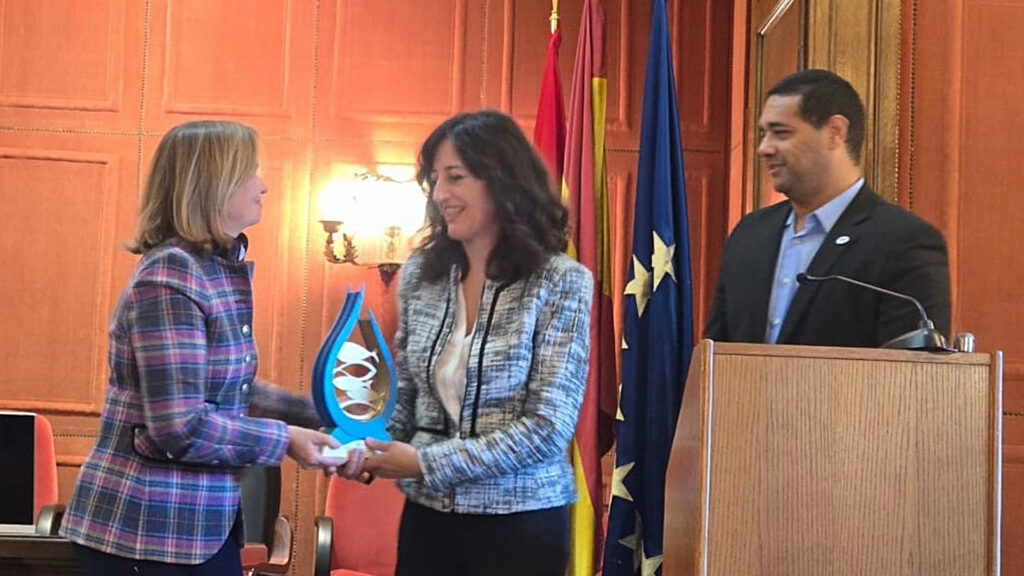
{"left": 602, "top": 0, "right": 693, "bottom": 574}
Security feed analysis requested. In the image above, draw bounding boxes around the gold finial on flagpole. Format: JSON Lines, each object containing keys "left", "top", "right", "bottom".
{"left": 550, "top": 0, "right": 559, "bottom": 34}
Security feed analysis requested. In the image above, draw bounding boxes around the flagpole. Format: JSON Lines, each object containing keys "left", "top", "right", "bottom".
{"left": 550, "top": 0, "right": 559, "bottom": 34}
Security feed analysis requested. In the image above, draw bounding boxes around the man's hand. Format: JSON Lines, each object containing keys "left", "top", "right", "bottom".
{"left": 286, "top": 426, "right": 347, "bottom": 472}
{"left": 363, "top": 438, "right": 422, "bottom": 479}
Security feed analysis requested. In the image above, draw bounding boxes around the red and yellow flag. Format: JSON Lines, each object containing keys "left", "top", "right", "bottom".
{"left": 533, "top": 5, "right": 566, "bottom": 181}
{"left": 537, "top": 1, "right": 615, "bottom": 573}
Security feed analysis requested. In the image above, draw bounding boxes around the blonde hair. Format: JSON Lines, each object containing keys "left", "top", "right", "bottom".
{"left": 127, "top": 120, "right": 259, "bottom": 255}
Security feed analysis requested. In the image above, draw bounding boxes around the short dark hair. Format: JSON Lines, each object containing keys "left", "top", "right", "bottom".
{"left": 415, "top": 110, "right": 568, "bottom": 283}
{"left": 767, "top": 69, "right": 865, "bottom": 163}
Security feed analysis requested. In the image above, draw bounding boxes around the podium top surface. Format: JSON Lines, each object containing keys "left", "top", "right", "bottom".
{"left": 705, "top": 340, "right": 996, "bottom": 366}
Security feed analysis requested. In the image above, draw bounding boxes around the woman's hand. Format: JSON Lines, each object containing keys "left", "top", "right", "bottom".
{"left": 363, "top": 438, "right": 423, "bottom": 479}
{"left": 335, "top": 447, "right": 373, "bottom": 483}
{"left": 286, "top": 426, "right": 347, "bottom": 472}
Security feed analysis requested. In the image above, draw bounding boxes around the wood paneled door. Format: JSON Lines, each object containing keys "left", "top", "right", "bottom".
{"left": 745, "top": 0, "right": 900, "bottom": 212}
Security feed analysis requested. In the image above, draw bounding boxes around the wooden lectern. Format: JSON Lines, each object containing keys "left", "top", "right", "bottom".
{"left": 664, "top": 340, "right": 1002, "bottom": 575}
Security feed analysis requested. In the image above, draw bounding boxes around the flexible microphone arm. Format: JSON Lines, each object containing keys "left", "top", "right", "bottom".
{"left": 795, "top": 272, "right": 950, "bottom": 351}
{"left": 796, "top": 272, "right": 932, "bottom": 328}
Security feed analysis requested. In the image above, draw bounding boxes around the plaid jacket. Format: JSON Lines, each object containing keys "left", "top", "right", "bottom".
{"left": 389, "top": 251, "right": 593, "bottom": 514}
{"left": 61, "top": 237, "right": 319, "bottom": 564}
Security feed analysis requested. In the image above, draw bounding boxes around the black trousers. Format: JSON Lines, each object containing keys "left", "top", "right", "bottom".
{"left": 395, "top": 500, "right": 569, "bottom": 576}
{"left": 72, "top": 520, "right": 242, "bottom": 576}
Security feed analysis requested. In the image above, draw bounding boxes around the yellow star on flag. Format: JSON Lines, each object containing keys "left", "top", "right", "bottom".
{"left": 624, "top": 255, "right": 652, "bottom": 316}
{"left": 610, "top": 461, "right": 635, "bottom": 502}
{"left": 651, "top": 230, "right": 676, "bottom": 291}
{"left": 623, "top": 514, "right": 644, "bottom": 571}
{"left": 639, "top": 540, "right": 663, "bottom": 576}
{"left": 618, "top": 526, "right": 638, "bottom": 552}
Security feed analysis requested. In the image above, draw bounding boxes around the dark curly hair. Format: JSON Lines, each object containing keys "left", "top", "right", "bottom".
{"left": 415, "top": 110, "right": 569, "bottom": 283}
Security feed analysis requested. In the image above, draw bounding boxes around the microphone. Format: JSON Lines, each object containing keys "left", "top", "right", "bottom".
{"left": 795, "top": 272, "right": 950, "bottom": 351}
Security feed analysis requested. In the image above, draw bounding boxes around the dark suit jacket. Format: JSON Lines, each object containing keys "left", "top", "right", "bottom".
{"left": 704, "top": 185, "right": 951, "bottom": 347}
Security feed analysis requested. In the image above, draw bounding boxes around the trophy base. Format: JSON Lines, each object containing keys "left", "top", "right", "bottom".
{"left": 321, "top": 438, "right": 367, "bottom": 461}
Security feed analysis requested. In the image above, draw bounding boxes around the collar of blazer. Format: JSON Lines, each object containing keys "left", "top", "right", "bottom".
{"left": 776, "top": 183, "right": 879, "bottom": 343}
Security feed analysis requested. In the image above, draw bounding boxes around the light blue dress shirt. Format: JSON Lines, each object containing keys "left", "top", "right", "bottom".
{"left": 764, "top": 179, "right": 864, "bottom": 343}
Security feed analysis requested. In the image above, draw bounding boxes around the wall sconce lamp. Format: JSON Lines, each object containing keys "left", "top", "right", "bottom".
{"left": 319, "top": 170, "right": 425, "bottom": 287}
{"left": 319, "top": 220, "right": 359, "bottom": 265}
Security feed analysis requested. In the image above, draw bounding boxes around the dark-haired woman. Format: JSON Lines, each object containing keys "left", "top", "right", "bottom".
{"left": 351, "top": 110, "right": 593, "bottom": 575}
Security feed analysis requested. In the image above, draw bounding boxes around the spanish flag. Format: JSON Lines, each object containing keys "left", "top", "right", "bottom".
{"left": 534, "top": 1, "right": 615, "bottom": 573}
{"left": 533, "top": 3, "right": 566, "bottom": 180}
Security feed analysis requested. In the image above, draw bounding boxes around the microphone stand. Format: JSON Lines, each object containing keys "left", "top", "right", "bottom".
{"left": 796, "top": 272, "right": 952, "bottom": 352}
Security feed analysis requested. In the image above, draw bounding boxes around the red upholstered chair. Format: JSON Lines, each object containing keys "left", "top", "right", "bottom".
{"left": 314, "top": 477, "right": 405, "bottom": 576}
{"left": 33, "top": 414, "right": 61, "bottom": 535}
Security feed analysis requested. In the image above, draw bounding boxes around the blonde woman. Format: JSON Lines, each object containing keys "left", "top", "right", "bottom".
{"left": 61, "top": 121, "right": 349, "bottom": 574}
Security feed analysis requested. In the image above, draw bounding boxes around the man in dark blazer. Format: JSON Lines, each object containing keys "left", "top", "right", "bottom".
{"left": 705, "top": 69, "right": 950, "bottom": 347}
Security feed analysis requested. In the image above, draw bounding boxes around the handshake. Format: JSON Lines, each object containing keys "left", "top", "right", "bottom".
{"left": 284, "top": 426, "right": 421, "bottom": 481}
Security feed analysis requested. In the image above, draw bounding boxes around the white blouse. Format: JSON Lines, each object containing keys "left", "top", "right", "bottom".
{"left": 433, "top": 283, "right": 474, "bottom": 424}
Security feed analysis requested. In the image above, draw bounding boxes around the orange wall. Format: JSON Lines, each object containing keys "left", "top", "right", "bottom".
{"left": 0, "top": 1, "right": 734, "bottom": 573}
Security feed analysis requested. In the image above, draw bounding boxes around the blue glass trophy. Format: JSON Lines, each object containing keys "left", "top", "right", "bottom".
{"left": 312, "top": 288, "right": 396, "bottom": 459}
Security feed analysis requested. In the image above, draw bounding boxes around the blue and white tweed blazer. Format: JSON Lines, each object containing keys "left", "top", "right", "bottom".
{"left": 389, "top": 251, "right": 593, "bottom": 514}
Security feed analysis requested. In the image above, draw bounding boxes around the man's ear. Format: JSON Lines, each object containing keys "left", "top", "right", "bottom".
{"left": 824, "top": 114, "right": 850, "bottom": 150}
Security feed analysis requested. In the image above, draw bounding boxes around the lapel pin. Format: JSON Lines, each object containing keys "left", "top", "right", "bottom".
{"left": 835, "top": 235, "right": 851, "bottom": 245}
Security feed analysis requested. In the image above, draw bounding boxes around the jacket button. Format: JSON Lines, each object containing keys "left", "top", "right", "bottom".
{"left": 241, "top": 383, "right": 250, "bottom": 393}
{"left": 243, "top": 353, "right": 253, "bottom": 364}
{"left": 165, "top": 452, "right": 174, "bottom": 460}
{"left": 241, "top": 324, "right": 251, "bottom": 336}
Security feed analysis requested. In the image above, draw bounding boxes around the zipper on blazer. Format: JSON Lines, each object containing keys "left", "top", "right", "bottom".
{"left": 468, "top": 281, "right": 511, "bottom": 437}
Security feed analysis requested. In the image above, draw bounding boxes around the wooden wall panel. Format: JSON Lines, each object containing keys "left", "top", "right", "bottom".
{"left": 959, "top": 2, "right": 1024, "bottom": 571}
{"left": 0, "top": 2, "right": 735, "bottom": 574}
{"left": 0, "top": 152, "right": 111, "bottom": 408}
{"left": 1004, "top": 446, "right": 1024, "bottom": 575}
{"left": 676, "top": 0, "right": 731, "bottom": 152}
{"left": 606, "top": 154, "right": 635, "bottom": 359}
{"left": 315, "top": 0, "right": 484, "bottom": 145}
{"left": 0, "top": 134, "right": 138, "bottom": 415}
{"left": 806, "top": 0, "right": 901, "bottom": 202}
{"left": 0, "top": 0, "right": 120, "bottom": 109}
{"left": 958, "top": 1, "right": 1024, "bottom": 377}
{"left": 144, "top": 0, "right": 316, "bottom": 137}
{"left": 748, "top": 0, "right": 802, "bottom": 211}
{"left": 0, "top": 0, "right": 144, "bottom": 132}
{"left": 329, "top": 0, "right": 465, "bottom": 116}
{"left": 903, "top": 0, "right": 1024, "bottom": 570}
{"left": 682, "top": 151, "right": 726, "bottom": 336}
{"left": 606, "top": 0, "right": 642, "bottom": 145}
